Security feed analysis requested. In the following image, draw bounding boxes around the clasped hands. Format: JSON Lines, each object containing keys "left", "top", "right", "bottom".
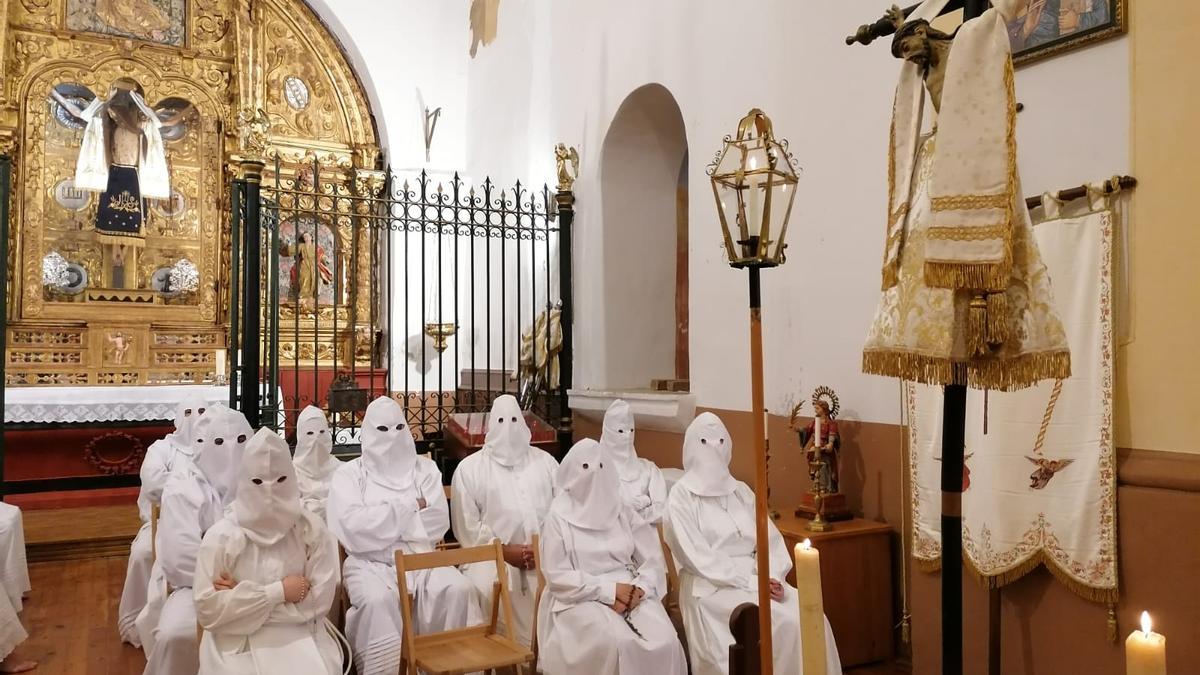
{"left": 213, "top": 572, "right": 311, "bottom": 603}
{"left": 501, "top": 543, "right": 536, "bottom": 571}
{"left": 610, "top": 582, "right": 646, "bottom": 615}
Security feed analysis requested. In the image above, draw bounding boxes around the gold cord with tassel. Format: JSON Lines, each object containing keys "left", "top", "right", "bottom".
{"left": 1106, "top": 603, "right": 1118, "bottom": 644}
{"left": 897, "top": 379, "right": 913, "bottom": 646}
{"left": 967, "top": 294, "right": 989, "bottom": 356}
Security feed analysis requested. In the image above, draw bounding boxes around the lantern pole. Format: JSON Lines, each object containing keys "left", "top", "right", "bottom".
{"left": 747, "top": 261, "right": 775, "bottom": 675}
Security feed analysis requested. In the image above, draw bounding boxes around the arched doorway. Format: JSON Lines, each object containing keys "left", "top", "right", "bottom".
{"left": 599, "top": 83, "right": 689, "bottom": 390}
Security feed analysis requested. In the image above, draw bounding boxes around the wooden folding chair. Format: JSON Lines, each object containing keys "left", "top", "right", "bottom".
{"left": 396, "top": 540, "right": 534, "bottom": 675}
{"left": 657, "top": 523, "right": 690, "bottom": 663}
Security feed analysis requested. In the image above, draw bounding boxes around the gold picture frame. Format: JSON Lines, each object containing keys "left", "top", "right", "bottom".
{"left": 1007, "top": 0, "right": 1128, "bottom": 66}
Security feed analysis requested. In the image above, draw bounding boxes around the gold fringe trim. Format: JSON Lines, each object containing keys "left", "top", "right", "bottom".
{"left": 923, "top": 260, "right": 1010, "bottom": 292}
{"left": 94, "top": 232, "right": 146, "bottom": 248}
{"left": 862, "top": 349, "right": 1071, "bottom": 392}
{"left": 913, "top": 550, "right": 1117, "bottom": 604}
{"left": 986, "top": 292, "right": 1008, "bottom": 344}
{"left": 967, "top": 296, "right": 988, "bottom": 356}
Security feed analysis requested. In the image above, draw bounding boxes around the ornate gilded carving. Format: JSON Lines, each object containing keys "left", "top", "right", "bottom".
{"left": 555, "top": 143, "right": 579, "bottom": 191}
{"left": 5, "top": 0, "right": 381, "bottom": 386}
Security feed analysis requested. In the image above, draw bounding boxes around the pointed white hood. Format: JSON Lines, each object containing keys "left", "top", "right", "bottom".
{"left": 599, "top": 399, "right": 640, "bottom": 481}
{"left": 552, "top": 438, "right": 621, "bottom": 530}
{"left": 482, "top": 394, "right": 533, "bottom": 468}
{"left": 192, "top": 406, "right": 253, "bottom": 506}
{"left": 293, "top": 405, "right": 339, "bottom": 493}
{"left": 678, "top": 413, "right": 738, "bottom": 497}
{"left": 360, "top": 396, "right": 417, "bottom": 491}
{"left": 169, "top": 397, "right": 211, "bottom": 456}
{"left": 233, "top": 428, "right": 303, "bottom": 547}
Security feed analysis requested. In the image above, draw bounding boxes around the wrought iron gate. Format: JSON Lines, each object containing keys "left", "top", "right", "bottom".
{"left": 228, "top": 157, "right": 574, "bottom": 462}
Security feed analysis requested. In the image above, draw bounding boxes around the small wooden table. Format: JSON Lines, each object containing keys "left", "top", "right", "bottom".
{"left": 775, "top": 514, "right": 895, "bottom": 669}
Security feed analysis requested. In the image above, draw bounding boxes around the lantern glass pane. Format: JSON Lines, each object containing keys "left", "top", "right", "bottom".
{"left": 766, "top": 179, "right": 797, "bottom": 261}
{"left": 714, "top": 180, "right": 747, "bottom": 243}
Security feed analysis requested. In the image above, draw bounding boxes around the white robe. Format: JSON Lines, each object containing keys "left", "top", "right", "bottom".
{"left": 328, "top": 457, "right": 480, "bottom": 675}
{"left": 120, "top": 436, "right": 190, "bottom": 646}
{"left": 0, "top": 578, "right": 26, "bottom": 664}
{"left": 664, "top": 482, "right": 842, "bottom": 675}
{"left": 0, "top": 504, "right": 30, "bottom": 614}
{"left": 193, "top": 516, "right": 342, "bottom": 675}
{"left": 537, "top": 510, "right": 686, "bottom": 675}
{"left": 618, "top": 459, "right": 668, "bottom": 528}
{"left": 141, "top": 465, "right": 226, "bottom": 675}
{"left": 450, "top": 447, "right": 557, "bottom": 646}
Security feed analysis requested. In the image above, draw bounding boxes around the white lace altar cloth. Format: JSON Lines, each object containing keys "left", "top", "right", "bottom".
{"left": 4, "top": 385, "right": 230, "bottom": 424}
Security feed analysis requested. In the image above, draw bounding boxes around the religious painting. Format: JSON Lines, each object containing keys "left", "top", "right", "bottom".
{"left": 278, "top": 216, "right": 336, "bottom": 309}
{"left": 1006, "top": 0, "right": 1127, "bottom": 65}
{"left": 65, "top": 0, "right": 188, "bottom": 47}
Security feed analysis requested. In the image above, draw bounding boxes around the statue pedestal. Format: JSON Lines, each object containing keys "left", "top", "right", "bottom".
{"left": 794, "top": 492, "right": 853, "bottom": 521}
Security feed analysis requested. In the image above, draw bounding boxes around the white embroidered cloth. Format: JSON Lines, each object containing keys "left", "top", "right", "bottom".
{"left": 907, "top": 207, "right": 1117, "bottom": 600}
{"left": 4, "top": 385, "right": 230, "bottom": 424}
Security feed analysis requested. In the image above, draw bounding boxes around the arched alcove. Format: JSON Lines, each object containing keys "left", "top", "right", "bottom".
{"left": 599, "top": 83, "right": 689, "bottom": 390}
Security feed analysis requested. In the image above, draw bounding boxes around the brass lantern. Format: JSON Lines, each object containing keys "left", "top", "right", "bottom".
{"left": 707, "top": 109, "right": 800, "bottom": 268}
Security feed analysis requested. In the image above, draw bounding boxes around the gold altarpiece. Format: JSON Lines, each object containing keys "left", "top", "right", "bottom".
{"left": 0, "top": 0, "right": 382, "bottom": 386}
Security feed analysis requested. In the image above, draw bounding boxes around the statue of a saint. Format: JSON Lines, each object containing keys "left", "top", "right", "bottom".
{"left": 282, "top": 232, "right": 333, "bottom": 310}
{"left": 801, "top": 400, "right": 841, "bottom": 495}
{"left": 51, "top": 78, "right": 192, "bottom": 288}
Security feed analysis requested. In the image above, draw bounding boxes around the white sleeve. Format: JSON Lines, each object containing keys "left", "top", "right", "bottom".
{"left": 158, "top": 478, "right": 205, "bottom": 589}
{"left": 267, "top": 524, "right": 341, "bottom": 624}
{"left": 416, "top": 461, "right": 451, "bottom": 543}
{"left": 450, "top": 458, "right": 499, "bottom": 547}
{"left": 327, "top": 464, "right": 421, "bottom": 555}
{"left": 630, "top": 519, "right": 668, "bottom": 601}
{"left": 664, "top": 488, "right": 751, "bottom": 591}
{"left": 639, "top": 463, "right": 668, "bottom": 525}
{"left": 767, "top": 517, "right": 793, "bottom": 582}
{"left": 138, "top": 441, "right": 173, "bottom": 507}
{"left": 539, "top": 516, "right": 616, "bottom": 606}
{"left": 193, "top": 524, "right": 284, "bottom": 635}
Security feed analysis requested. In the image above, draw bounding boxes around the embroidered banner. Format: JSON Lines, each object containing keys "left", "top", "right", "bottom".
{"left": 907, "top": 207, "right": 1116, "bottom": 601}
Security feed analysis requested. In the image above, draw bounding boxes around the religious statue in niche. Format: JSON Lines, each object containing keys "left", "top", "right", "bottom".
{"left": 50, "top": 78, "right": 194, "bottom": 289}
{"left": 279, "top": 219, "right": 334, "bottom": 311}
{"left": 66, "top": 0, "right": 187, "bottom": 47}
{"left": 791, "top": 386, "right": 852, "bottom": 529}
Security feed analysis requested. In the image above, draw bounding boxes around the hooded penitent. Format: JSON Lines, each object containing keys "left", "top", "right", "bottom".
{"left": 360, "top": 396, "right": 417, "bottom": 491}
{"left": 482, "top": 394, "right": 533, "bottom": 468}
{"left": 169, "top": 397, "right": 211, "bottom": 456}
{"left": 232, "top": 428, "right": 304, "bottom": 547}
{"left": 677, "top": 413, "right": 738, "bottom": 497}
{"left": 552, "top": 438, "right": 621, "bottom": 530}
{"left": 292, "top": 405, "right": 338, "bottom": 495}
{"left": 599, "top": 399, "right": 640, "bottom": 482}
{"left": 192, "top": 406, "right": 252, "bottom": 507}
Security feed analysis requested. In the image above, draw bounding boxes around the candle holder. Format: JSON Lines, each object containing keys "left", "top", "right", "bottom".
{"left": 423, "top": 322, "right": 458, "bottom": 354}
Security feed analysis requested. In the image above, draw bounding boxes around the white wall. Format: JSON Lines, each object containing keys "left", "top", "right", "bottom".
{"left": 309, "top": 0, "right": 1129, "bottom": 424}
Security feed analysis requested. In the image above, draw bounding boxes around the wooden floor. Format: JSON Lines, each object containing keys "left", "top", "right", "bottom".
{"left": 16, "top": 526, "right": 909, "bottom": 674}
{"left": 23, "top": 505, "right": 140, "bottom": 563}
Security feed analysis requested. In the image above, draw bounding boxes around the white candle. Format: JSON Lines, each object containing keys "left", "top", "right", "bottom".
{"left": 794, "top": 539, "right": 828, "bottom": 675}
{"left": 215, "top": 349, "right": 226, "bottom": 381}
{"left": 1126, "top": 611, "right": 1166, "bottom": 675}
{"left": 746, "top": 175, "right": 762, "bottom": 236}
{"left": 814, "top": 415, "right": 823, "bottom": 448}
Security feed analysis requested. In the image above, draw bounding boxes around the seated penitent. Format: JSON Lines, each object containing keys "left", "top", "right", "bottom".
{"left": 292, "top": 406, "right": 339, "bottom": 520}
{"left": 599, "top": 399, "right": 668, "bottom": 527}
{"left": 664, "top": 413, "right": 843, "bottom": 675}
{"left": 536, "top": 439, "right": 687, "bottom": 675}
{"left": 141, "top": 406, "right": 251, "bottom": 675}
{"left": 0, "top": 578, "right": 36, "bottom": 673}
{"left": 119, "top": 398, "right": 209, "bottom": 647}
{"left": 327, "top": 396, "right": 479, "bottom": 675}
{"left": 450, "top": 394, "right": 558, "bottom": 646}
{"left": 0, "top": 503, "right": 30, "bottom": 617}
{"left": 193, "top": 428, "right": 341, "bottom": 675}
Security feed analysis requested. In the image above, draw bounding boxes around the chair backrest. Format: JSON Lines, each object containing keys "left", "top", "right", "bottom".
{"left": 150, "top": 503, "right": 160, "bottom": 561}
{"left": 530, "top": 534, "right": 545, "bottom": 661}
{"left": 394, "top": 539, "right": 520, "bottom": 651}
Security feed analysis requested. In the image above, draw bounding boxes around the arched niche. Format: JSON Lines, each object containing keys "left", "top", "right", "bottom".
{"left": 599, "top": 83, "right": 689, "bottom": 390}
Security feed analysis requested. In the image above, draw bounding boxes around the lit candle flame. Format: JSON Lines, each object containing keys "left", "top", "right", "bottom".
{"left": 800, "top": 538, "right": 812, "bottom": 551}
{"left": 1141, "top": 610, "right": 1152, "bottom": 636}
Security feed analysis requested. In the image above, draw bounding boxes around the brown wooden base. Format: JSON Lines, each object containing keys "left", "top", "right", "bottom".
{"left": 794, "top": 492, "right": 854, "bottom": 521}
